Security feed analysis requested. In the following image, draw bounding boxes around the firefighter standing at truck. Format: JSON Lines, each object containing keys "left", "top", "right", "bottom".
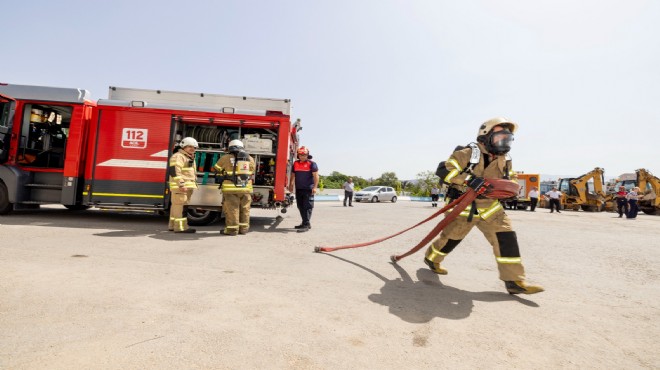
{"left": 214, "top": 140, "right": 255, "bottom": 235}
{"left": 168, "top": 137, "right": 199, "bottom": 233}
{"left": 427, "top": 118, "right": 544, "bottom": 295}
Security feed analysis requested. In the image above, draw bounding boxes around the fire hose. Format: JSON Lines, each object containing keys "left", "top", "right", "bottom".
{"left": 314, "top": 178, "right": 520, "bottom": 262}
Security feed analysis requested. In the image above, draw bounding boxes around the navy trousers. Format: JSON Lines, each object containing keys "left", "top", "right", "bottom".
{"left": 296, "top": 189, "right": 314, "bottom": 226}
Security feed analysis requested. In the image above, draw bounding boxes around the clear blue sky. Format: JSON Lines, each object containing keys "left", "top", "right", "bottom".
{"left": 3, "top": 0, "right": 658, "bottom": 180}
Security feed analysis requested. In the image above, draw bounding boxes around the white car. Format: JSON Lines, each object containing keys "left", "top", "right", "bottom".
{"left": 354, "top": 186, "right": 397, "bottom": 203}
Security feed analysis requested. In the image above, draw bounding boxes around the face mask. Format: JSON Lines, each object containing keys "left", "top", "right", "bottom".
{"left": 488, "top": 129, "right": 514, "bottom": 154}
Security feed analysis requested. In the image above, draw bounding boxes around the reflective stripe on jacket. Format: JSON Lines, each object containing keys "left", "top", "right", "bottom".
{"left": 214, "top": 153, "right": 256, "bottom": 194}
{"left": 443, "top": 142, "right": 516, "bottom": 210}
{"left": 169, "top": 150, "right": 198, "bottom": 190}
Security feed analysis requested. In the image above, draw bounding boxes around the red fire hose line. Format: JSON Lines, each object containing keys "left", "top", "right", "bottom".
{"left": 313, "top": 178, "right": 518, "bottom": 262}
{"left": 313, "top": 194, "right": 464, "bottom": 253}
{"left": 314, "top": 188, "right": 482, "bottom": 258}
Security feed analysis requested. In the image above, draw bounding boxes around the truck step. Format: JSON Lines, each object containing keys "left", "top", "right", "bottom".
{"left": 18, "top": 200, "right": 58, "bottom": 205}
{"left": 25, "top": 183, "right": 63, "bottom": 189}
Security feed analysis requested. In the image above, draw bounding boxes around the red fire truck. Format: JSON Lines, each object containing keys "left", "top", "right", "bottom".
{"left": 0, "top": 83, "right": 300, "bottom": 224}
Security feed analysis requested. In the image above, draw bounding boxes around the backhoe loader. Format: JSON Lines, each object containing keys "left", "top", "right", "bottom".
{"left": 557, "top": 167, "right": 607, "bottom": 212}
{"left": 636, "top": 168, "right": 660, "bottom": 215}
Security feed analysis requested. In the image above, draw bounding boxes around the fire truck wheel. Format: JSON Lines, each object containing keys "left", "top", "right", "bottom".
{"left": 0, "top": 181, "right": 12, "bottom": 215}
{"left": 187, "top": 209, "right": 219, "bottom": 226}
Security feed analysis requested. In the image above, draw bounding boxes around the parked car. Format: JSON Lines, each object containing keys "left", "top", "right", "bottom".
{"left": 354, "top": 186, "right": 398, "bottom": 203}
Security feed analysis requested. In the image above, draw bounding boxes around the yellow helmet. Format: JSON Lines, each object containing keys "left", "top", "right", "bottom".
{"left": 477, "top": 117, "right": 518, "bottom": 137}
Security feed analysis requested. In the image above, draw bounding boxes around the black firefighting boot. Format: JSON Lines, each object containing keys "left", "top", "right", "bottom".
{"left": 505, "top": 280, "right": 544, "bottom": 295}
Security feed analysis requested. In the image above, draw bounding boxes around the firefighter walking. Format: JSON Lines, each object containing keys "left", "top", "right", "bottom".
{"left": 168, "top": 137, "right": 199, "bottom": 233}
{"left": 428, "top": 118, "right": 544, "bottom": 295}
{"left": 214, "top": 140, "right": 255, "bottom": 235}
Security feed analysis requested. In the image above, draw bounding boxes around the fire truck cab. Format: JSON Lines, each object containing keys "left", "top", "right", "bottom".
{"left": 0, "top": 84, "right": 95, "bottom": 214}
{"left": 0, "top": 83, "right": 300, "bottom": 224}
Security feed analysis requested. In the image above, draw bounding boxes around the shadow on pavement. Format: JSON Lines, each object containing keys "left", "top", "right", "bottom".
{"left": 320, "top": 253, "right": 539, "bottom": 323}
{"left": 0, "top": 208, "right": 295, "bottom": 240}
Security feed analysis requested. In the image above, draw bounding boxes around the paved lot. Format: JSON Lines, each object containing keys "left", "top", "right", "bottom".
{"left": 1, "top": 202, "right": 658, "bottom": 369}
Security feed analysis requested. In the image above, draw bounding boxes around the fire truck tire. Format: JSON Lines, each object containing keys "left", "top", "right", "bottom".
{"left": 0, "top": 181, "right": 12, "bottom": 215}
{"left": 64, "top": 205, "right": 91, "bottom": 211}
{"left": 187, "top": 209, "right": 219, "bottom": 226}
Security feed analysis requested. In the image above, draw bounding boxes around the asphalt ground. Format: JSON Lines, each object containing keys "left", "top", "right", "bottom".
{"left": 1, "top": 201, "right": 658, "bottom": 369}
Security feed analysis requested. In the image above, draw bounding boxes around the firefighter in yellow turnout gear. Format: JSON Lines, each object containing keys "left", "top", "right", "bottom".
{"left": 214, "top": 140, "right": 255, "bottom": 235}
{"left": 168, "top": 137, "right": 199, "bottom": 233}
{"left": 427, "top": 118, "right": 544, "bottom": 295}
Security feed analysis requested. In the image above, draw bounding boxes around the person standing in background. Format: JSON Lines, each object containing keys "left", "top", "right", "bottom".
{"left": 626, "top": 187, "right": 640, "bottom": 219}
{"left": 430, "top": 185, "right": 440, "bottom": 207}
{"left": 527, "top": 186, "right": 539, "bottom": 212}
{"left": 545, "top": 187, "right": 562, "bottom": 213}
{"left": 343, "top": 177, "right": 354, "bottom": 207}
{"left": 615, "top": 186, "right": 629, "bottom": 218}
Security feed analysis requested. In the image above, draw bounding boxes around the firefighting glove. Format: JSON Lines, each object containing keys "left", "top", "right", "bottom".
{"left": 466, "top": 177, "right": 487, "bottom": 192}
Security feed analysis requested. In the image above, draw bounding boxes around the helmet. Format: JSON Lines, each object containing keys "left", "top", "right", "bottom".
{"left": 180, "top": 137, "right": 199, "bottom": 148}
{"left": 297, "top": 146, "right": 309, "bottom": 155}
{"left": 477, "top": 117, "right": 517, "bottom": 155}
{"left": 228, "top": 139, "right": 244, "bottom": 153}
{"left": 477, "top": 117, "right": 518, "bottom": 137}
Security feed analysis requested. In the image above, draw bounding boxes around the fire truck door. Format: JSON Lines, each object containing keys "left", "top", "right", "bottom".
{"left": 88, "top": 110, "right": 170, "bottom": 208}
{"left": 0, "top": 95, "right": 15, "bottom": 163}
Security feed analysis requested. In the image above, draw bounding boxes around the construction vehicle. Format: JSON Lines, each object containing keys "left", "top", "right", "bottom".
{"left": 602, "top": 169, "right": 659, "bottom": 214}
{"left": 502, "top": 173, "right": 540, "bottom": 210}
{"left": 635, "top": 168, "right": 660, "bottom": 215}
{"left": 557, "top": 167, "right": 607, "bottom": 212}
{"left": 603, "top": 173, "right": 636, "bottom": 212}
{"left": 0, "top": 83, "right": 300, "bottom": 224}
{"left": 613, "top": 173, "right": 637, "bottom": 192}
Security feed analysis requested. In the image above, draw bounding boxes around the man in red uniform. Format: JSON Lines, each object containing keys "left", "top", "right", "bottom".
{"left": 288, "top": 146, "right": 319, "bottom": 232}
{"left": 615, "top": 185, "right": 629, "bottom": 218}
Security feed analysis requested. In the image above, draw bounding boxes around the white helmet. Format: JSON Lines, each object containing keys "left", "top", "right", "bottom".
{"left": 477, "top": 117, "right": 518, "bottom": 137}
{"left": 180, "top": 137, "right": 199, "bottom": 148}
{"left": 228, "top": 139, "right": 244, "bottom": 153}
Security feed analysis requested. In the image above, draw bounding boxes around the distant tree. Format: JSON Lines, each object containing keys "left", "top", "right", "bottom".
{"left": 401, "top": 180, "right": 415, "bottom": 195}
{"left": 320, "top": 171, "right": 345, "bottom": 189}
{"left": 319, "top": 171, "right": 372, "bottom": 190}
{"left": 374, "top": 172, "right": 399, "bottom": 188}
{"left": 415, "top": 170, "right": 438, "bottom": 196}
{"left": 352, "top": 176, "right": 368, "bottom": 191}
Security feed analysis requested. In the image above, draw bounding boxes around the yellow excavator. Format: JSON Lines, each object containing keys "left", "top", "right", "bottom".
{"left": 636, "top": 168, "right": 660, "bottom": 215}
{"left": 557, "top": 167, "right": 607, "bottom": 212}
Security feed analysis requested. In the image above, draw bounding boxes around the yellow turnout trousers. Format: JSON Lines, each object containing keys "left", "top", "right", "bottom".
{"left": 223, "top": 193, "right": 252, "bottom": 234}
{"left": 169, "top": 189, "right": 193, "bottom": 231}
{"left": 424, "top": 210, "right": 526, "bottom": 281}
